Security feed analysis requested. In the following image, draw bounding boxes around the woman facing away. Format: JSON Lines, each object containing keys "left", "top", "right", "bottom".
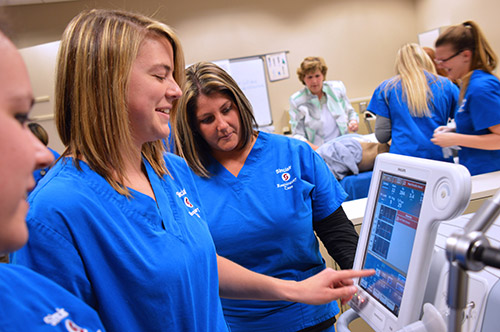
{"left": 368, "top": 43, "right": 459, "bottom": 162}
{"left": 12, "top": 9, "right": 373, "bottom": 332}
{"left": 431, "top": 20, "right": 500, "bottom": 176}
{"left": 289, "top": 56, "right": 359, "bottom": 150}
{"left": 0, "top": 21, "right": 106, "bottom": 331}
{"left": 174, "top": 61, "right": 360, "bottom": 332}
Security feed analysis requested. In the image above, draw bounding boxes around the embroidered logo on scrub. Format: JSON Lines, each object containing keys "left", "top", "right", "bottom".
{"left": 183, "top": 196, "right": 193, "bottom": 208}
{"left": 275, "top": 165, "right": 297, "bottom": 190}
{"left": 44, "top": 308, "right": 102, "bottom": 331}
{"left": 176, "top": 188, "right": 201, "bottom": 218}
{"left": 65, "top": 319, "right": 93, "bottom": 332}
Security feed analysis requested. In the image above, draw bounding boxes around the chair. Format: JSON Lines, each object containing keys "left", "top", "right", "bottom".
{"left": 359, "top": 101, "right": 376, "bottom": 134}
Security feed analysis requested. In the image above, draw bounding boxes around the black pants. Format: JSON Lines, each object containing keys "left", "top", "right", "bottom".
{"left": 296, "top": 317, "right": 336, "bottom": 332}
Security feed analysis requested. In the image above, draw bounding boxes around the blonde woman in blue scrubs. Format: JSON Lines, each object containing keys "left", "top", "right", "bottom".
{"left": 368, "top": 43, "right": 458, "bottom": 162}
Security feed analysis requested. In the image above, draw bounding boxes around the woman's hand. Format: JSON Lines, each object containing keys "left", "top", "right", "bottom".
{"left": 218, "top": 255, "right": 374, "bottom": 305}
{"left": 286, "top": 268, "right": 375, "bottom": 305}
{"left": 432, "top": 125, "right": 500, "bottom": 150}
{"left": 431, "top": 132, "right": 459, "bottom": 147}
{"left": 434, "top": 125, "right": 455, "bottom": 134}
{"left": 348, "top": 120, "right": 359, "bottom": 132}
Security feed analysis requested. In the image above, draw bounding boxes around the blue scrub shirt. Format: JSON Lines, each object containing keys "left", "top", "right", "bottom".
{"left": 0, "top": 264, "right": 105, "bottom": 331}
{"left": 194, "top": 132, "right": 347, "bottom": 332}
{"left": 14, "top": 154, "right": 228, "bottom": 332}
{"left": 455, "top": 70, "right": 500, "bottom": 175}
{"left": 368, "top": 73, "right": 458, "bottom": 162}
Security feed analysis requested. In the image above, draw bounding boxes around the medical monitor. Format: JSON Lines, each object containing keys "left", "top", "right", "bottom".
{"left": 349, "top": 153, "right": 471, "bottom": 331}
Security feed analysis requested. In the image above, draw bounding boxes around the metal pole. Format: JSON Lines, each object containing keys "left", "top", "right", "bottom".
{"left": 447, "top": 261, "right": 468, "bottom": 332}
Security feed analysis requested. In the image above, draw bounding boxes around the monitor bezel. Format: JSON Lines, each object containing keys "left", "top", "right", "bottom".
{"left": 349, "top": 153, "right": 471, "bottom": 331}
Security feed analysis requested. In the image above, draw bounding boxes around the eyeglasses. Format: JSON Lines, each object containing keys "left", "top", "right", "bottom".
{"left": 434, "top": 50, "right": 463, "bottom": 65}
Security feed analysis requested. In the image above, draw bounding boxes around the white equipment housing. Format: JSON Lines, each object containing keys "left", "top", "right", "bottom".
{"left": 349, "top": 153, "right": 471, "bottom": 331}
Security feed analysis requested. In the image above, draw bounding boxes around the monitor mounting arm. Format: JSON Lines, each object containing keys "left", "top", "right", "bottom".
{"left": 445, "top": 189, "right": 500, "bottom": 332}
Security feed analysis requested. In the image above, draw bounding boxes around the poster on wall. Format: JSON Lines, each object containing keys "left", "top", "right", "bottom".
{"left": 265, "top": 52, "right": 289, "bottom": 82}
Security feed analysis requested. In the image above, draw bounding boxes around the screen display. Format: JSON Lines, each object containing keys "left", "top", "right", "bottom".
{"left": 359, "top": 172, "right": 426, "bottom": 317}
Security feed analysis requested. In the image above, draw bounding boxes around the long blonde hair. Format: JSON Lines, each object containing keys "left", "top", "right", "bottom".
{"left": 435, "top": 20, "right": 497, "bottom": 103}
{"left": 55, "top": 9, "right": 185, "bottom": 195}
{"left": 383, "top": 43, "right": 437, "bottom": 117}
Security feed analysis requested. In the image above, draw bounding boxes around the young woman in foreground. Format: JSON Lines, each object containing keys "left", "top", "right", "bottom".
{"left": 0, "top": 24, "right": 106, "bottom": 331}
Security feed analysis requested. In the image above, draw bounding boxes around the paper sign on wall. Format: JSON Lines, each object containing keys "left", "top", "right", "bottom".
{"left": 265, "top": 52, "right": 289, "bottom": 82}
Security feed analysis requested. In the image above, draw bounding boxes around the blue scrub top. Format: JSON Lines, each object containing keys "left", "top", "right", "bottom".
{"left": 368, "top": 73, "right": 458, "bottom": 162}
{"left": 13, "top": 154, "right": 228, "bottom": 332}
{"left": 0, "top": 264, "right": 105, "bottom": 331}
{"left": 455, "top": 70, "right": 500, "bottom": 175}
{"left": 194, "top": 132, "right": 347, "bottom": 332}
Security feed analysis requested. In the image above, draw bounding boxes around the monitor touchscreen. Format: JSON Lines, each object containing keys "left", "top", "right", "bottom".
{"left": 359, "top": 172, "right": 426, "bottom": 317}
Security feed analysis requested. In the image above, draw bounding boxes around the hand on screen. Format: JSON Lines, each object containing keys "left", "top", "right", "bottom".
{"left": 292, "top": 268, "right": 375, "bottom": 305}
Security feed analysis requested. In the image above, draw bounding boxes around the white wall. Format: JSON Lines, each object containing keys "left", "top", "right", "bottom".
{"left": 176, "top": 0, "right": 417, "bottom": 133}
{"left": 19, "top": 41, "right": 64, "bottom": 152}
{"left": 415, "top": 0, "right": 500, "bottom": 60}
